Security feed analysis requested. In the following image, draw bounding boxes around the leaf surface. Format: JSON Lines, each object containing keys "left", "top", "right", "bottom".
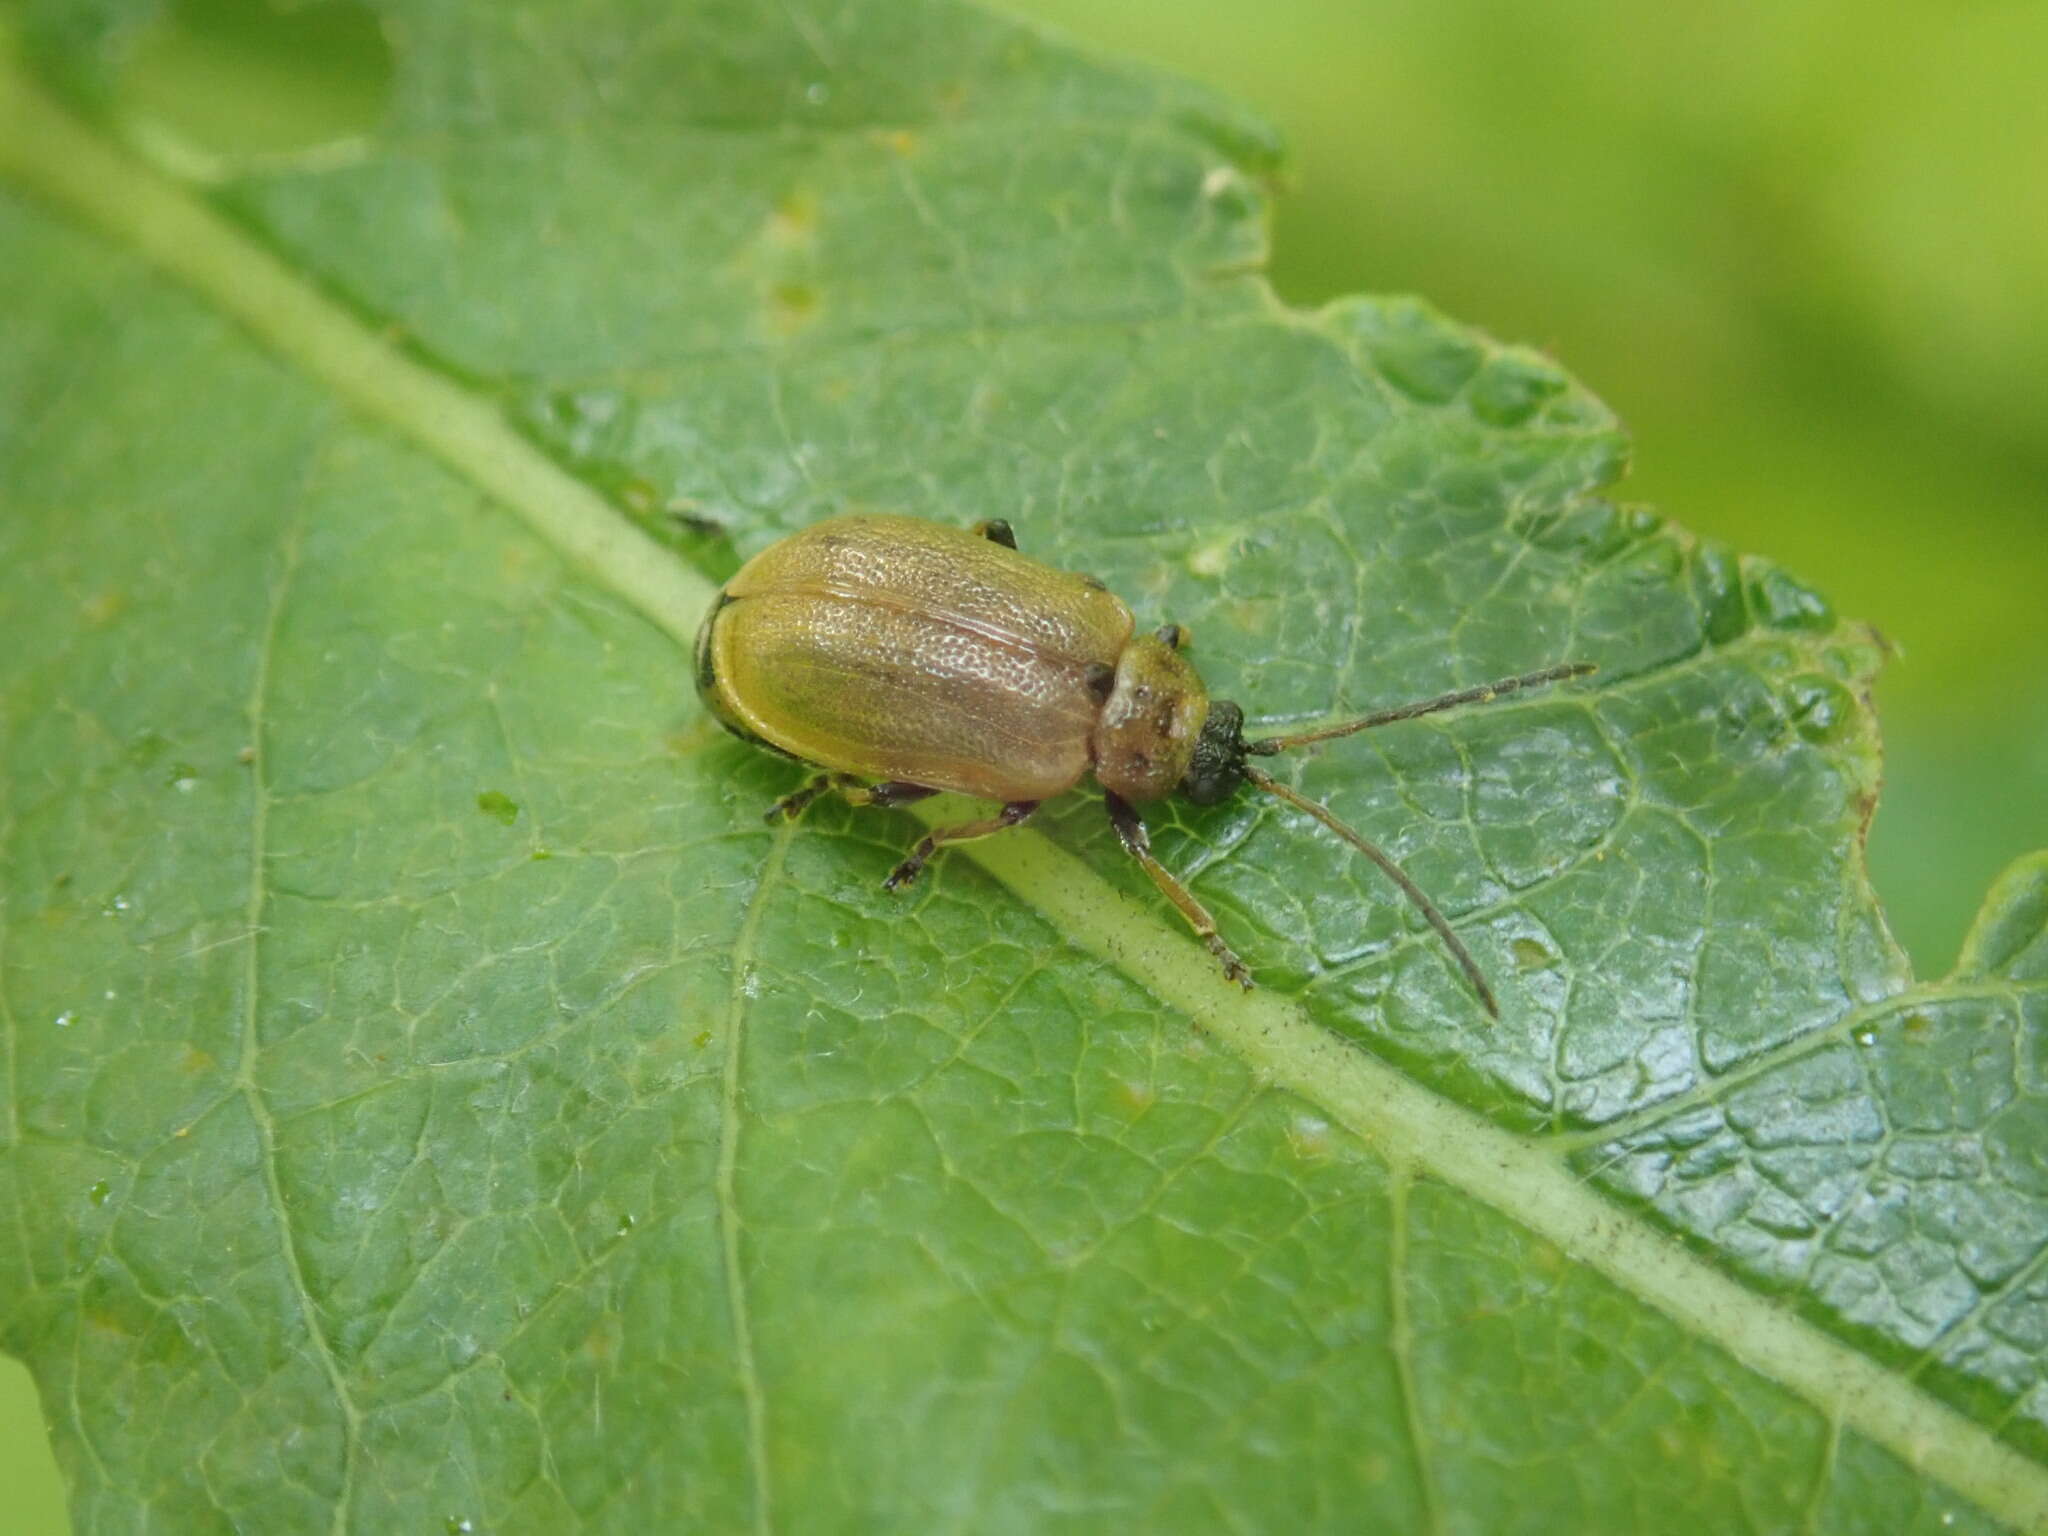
{"left": 2, "top": 2, "right": 2045, "bottom": 1530}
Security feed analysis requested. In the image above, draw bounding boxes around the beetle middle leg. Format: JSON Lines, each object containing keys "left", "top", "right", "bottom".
{"left": 1103, "top": 790, "right": 1251, "bottom": 989}
{"left": 765, "top": 773, "right": 936, "bottom": 823}
{"left": 882, "top": 800, "right": 1040, "bottom": 891}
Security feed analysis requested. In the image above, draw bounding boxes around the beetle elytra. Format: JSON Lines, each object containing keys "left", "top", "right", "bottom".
{"left": 695, "top": 513, "right": 1592, "bottom": 1013}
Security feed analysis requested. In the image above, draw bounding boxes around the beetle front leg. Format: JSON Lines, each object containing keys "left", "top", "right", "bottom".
{"left": 1103, "top": 791, "right": 1251, "bottom": 989}
{"left": 883, "top": 800, "right": 1039, "bottom": 891}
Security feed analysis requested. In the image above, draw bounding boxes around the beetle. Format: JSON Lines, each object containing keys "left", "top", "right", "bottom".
{"left": 694, "top": 513, "right": 1592, "bottom": 1014}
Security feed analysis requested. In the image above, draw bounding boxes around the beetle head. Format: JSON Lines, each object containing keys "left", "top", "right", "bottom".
{"left": 1178, "top": 699, "right": 1247, "bottom": 806}
{"left": 1092, "top": 634, "right": 1208, "bottom": 804}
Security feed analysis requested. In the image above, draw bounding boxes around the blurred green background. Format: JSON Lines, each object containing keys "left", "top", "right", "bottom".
{"left": 5, "top": 0, "right": 2045, "bottom": 1525}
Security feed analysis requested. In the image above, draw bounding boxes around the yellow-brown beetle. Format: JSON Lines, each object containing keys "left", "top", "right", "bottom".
{"left": 695, "top": 513, "right": 1592, "bottom": 1012}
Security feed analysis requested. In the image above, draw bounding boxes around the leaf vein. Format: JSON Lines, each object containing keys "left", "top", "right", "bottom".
{"left": 235, "top": 511, "right": 362, "bottom": 1533}
{"left": 1387, "top": 1166, "right": 1444, "bottom": 1536}
{"left": 717, "top": 820, "right": 795, "bottom": 1536}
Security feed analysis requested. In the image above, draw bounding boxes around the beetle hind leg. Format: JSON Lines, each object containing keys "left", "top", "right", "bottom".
{"left": 1103, "top": 791, "right": 1251, "bottom": 989}
{"left": 883, "top": 800, "right": 1039, "bottom": 891}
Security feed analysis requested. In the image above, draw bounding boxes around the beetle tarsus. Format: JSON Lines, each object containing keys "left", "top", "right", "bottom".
{"left": 882, "top": 852, "right": 929, "bottom": 891}
{"left": 1207, "top": 935, "right": 1253, "bottom": 989}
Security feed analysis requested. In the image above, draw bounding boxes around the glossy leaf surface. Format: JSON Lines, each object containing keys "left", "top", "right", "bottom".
{"left": 2, "top": 1, "right": 2044, "bottom": 1529}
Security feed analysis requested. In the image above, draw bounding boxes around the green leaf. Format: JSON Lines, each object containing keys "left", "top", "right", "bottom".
{"left": 2, "top": 2, "right": 2044, "bottom": 1530}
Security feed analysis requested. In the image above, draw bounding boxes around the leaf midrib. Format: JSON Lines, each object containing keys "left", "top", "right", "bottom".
{"left": 3, "top": 56, "right": 2043, "bottom": 1530}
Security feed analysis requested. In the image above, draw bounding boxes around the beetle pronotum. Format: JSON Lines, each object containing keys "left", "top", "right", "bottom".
{"left": 695, "top": 514, "right": 1592, "bottom": 1014}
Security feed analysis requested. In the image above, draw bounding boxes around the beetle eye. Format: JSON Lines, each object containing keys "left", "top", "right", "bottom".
{"left": 1178, "top": 698, "right": 1247, "bottom": 806}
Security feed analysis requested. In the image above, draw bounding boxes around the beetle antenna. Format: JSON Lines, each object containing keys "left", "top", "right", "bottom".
{"left": 1242, "top": 764, "right": 1499, "bottom": 1018}
{"left": 1245, "top": 662, "right": 1595, "bottom": 755}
